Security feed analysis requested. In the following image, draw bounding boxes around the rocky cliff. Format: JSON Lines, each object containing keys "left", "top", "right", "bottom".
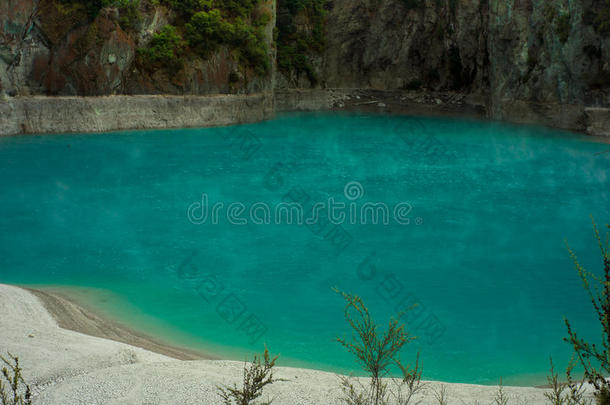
{"left": 0, "top": 0, "right": 275, "bottom": 96}
{"left": 1, "top": 0, "right": 609, "bottom": 134}
{"left": 277, "top": 0, "right": 610, "bottom": 132}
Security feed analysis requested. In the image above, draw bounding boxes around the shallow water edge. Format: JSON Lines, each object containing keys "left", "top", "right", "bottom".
{"left": 27, "top": 284, "right": 215, "bottom": 361}
{"left": 19, "top": 283, "right": 557, "bottom": 388}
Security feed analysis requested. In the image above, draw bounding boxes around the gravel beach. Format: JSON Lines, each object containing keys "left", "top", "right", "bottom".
{"left": 0, "top": 284, "right": 590, "bottom": 404}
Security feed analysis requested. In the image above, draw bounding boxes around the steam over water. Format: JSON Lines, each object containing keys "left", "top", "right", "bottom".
{"left": 1, "top": 113, "right": 608, "bottom": 385}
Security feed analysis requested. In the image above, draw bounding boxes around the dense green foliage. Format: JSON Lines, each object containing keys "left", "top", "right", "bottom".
{"left": 185, "top": 9, "right": 270, "bottom": 75}
{"left": 138, "top": 25, "right": 186, "bottom": 72}
{"left": 115, "top": 0, "right": 141, "bottom": 30}
{"left": 61, "top": 0, "right": 271, "bottom": 77}
{"left": 156, "top": 0, "right": 271, "bottom": 76}
{"left": 276, "top": 0, "right": 326, "bottom": 85}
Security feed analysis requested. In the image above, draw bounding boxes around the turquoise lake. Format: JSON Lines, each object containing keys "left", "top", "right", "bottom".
{"left": 1, "top": 112, "right": 609, "bottom": 385}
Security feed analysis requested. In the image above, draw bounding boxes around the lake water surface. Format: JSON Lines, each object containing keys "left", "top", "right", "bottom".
{"left": 1, "top": 112, "right": 609, "bottom": 385}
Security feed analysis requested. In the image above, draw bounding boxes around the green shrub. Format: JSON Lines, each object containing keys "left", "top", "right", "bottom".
{"left": 238, "top": 27, "right": 270, "bottom": 76}
{"left": 160, "top": 0, "right": 210, "bottom": 17}
{"left": 217, "top": 346, "right": 279, "bottom": 405}
{"left": 161, "top": 0, "right": 261, "bottom": 19}
{"left": 116, "top": 0, "right": 141, "bottom": 31}
{"left": 221, "top": 0, "right": 261, "bottom": 19}
{"left": 155, "top": 0, "right": 271, "bottom": 76}
{"left": 252, "top": 8, "right": 272, "bottom": 27}
{"left": 0, "top": 353, "right": 31, "bottom": 405}
{"left": 564, "top": 220, "right": 610, "bottom": 404}
{"left": 186, "top": 12, "right": 270, "bottom": 74}
{"left": 276, "top": 0, "right": 326, "bottom": 86}
{"left": 185, "top": 10, "right": 225, "bottom": 53}
{"left": 334, "top": 289, "right": 422, "bottom": 405}
{"left": 544, "top": 357, "right": 589, "bottom": 405}
{"left": 138, "top": 25, "right": 186, "bottom": 71}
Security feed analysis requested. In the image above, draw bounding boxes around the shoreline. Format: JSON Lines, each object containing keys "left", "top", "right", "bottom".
{"left": 19, "top": 284, "right": 564, "bottom": 387}
{"left": 30, "top": 284, "right": 546, "bottom": 388}
{"left": 26, "top": 286, "right": 214, "bottom": 361}
{"left": 0, "top": 283, "right": 593, "bottom": 403}
{"left": 275, "top": 88, "right": 610, "bottom": 137}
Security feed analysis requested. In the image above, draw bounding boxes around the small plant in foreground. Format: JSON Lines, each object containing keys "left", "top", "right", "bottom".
{"left": 217, "top": 346, "right": 279, "bottom": 405}
{"left": 0, "top": 353, "right": 31, "bottom": 405}
{"left": 493, "top": 378, "right": 509, "bottom": 405}
{"left": 431, "top": 384, "right": 448, "bottom": 405}
{"left": 564, "top": 219, "right": 610, "bottom": 404}
{"left": 545, "top": 357, "right": 590, "bottom": 405}
{"left": 546, "top": 357, "right": 569, "bottom": 405}
{"left": 334, "top": 288, "right": 422, "bottom": 405}
{"left": 392, "top": 352, "right": 425, "bottom": 404}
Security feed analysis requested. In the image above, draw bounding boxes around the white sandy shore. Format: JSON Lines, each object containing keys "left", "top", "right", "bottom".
{"left": 0, "top": 284, "right": 594, "bottom": 404}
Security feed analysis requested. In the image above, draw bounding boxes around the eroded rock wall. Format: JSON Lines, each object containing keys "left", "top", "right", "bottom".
{"left": 1, "top": 0, "right": 609, "bottom": 134}
{"left": 282, "top": 0, "right": 609, "bottom": 131}
{"left": 488, "top": 0, "right": 610, "bottom": 128}
{"left": 0, "top": 0, "right": 276, "bottom": 96}
{"left": 0, "top": 94, "right": 273, "bottom": 135}
{"left": 320, "top": 0, "right": 489, "bottom": 93}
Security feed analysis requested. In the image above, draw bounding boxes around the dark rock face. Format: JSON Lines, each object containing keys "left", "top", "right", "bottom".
{"left": 299, "top": 0, "right": 609, "bottom": 130}
{"left": 1, "top": 0, "right": 608, "bottom": 133}
{"left": 29, "top": 5, "right": 135, "bottom": 95}
{"left": 487, "top": 0, "right": 610, "bottom": 117}
{"left": 320, "top": 0, "right": 609, "bottom": 101}
{"left": 320, "top": 0, "right": 489, "bottom": 92}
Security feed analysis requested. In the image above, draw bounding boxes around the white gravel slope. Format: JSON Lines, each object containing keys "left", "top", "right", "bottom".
{"left": 0, "top": 284, "right": 591, "bottom": 404}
